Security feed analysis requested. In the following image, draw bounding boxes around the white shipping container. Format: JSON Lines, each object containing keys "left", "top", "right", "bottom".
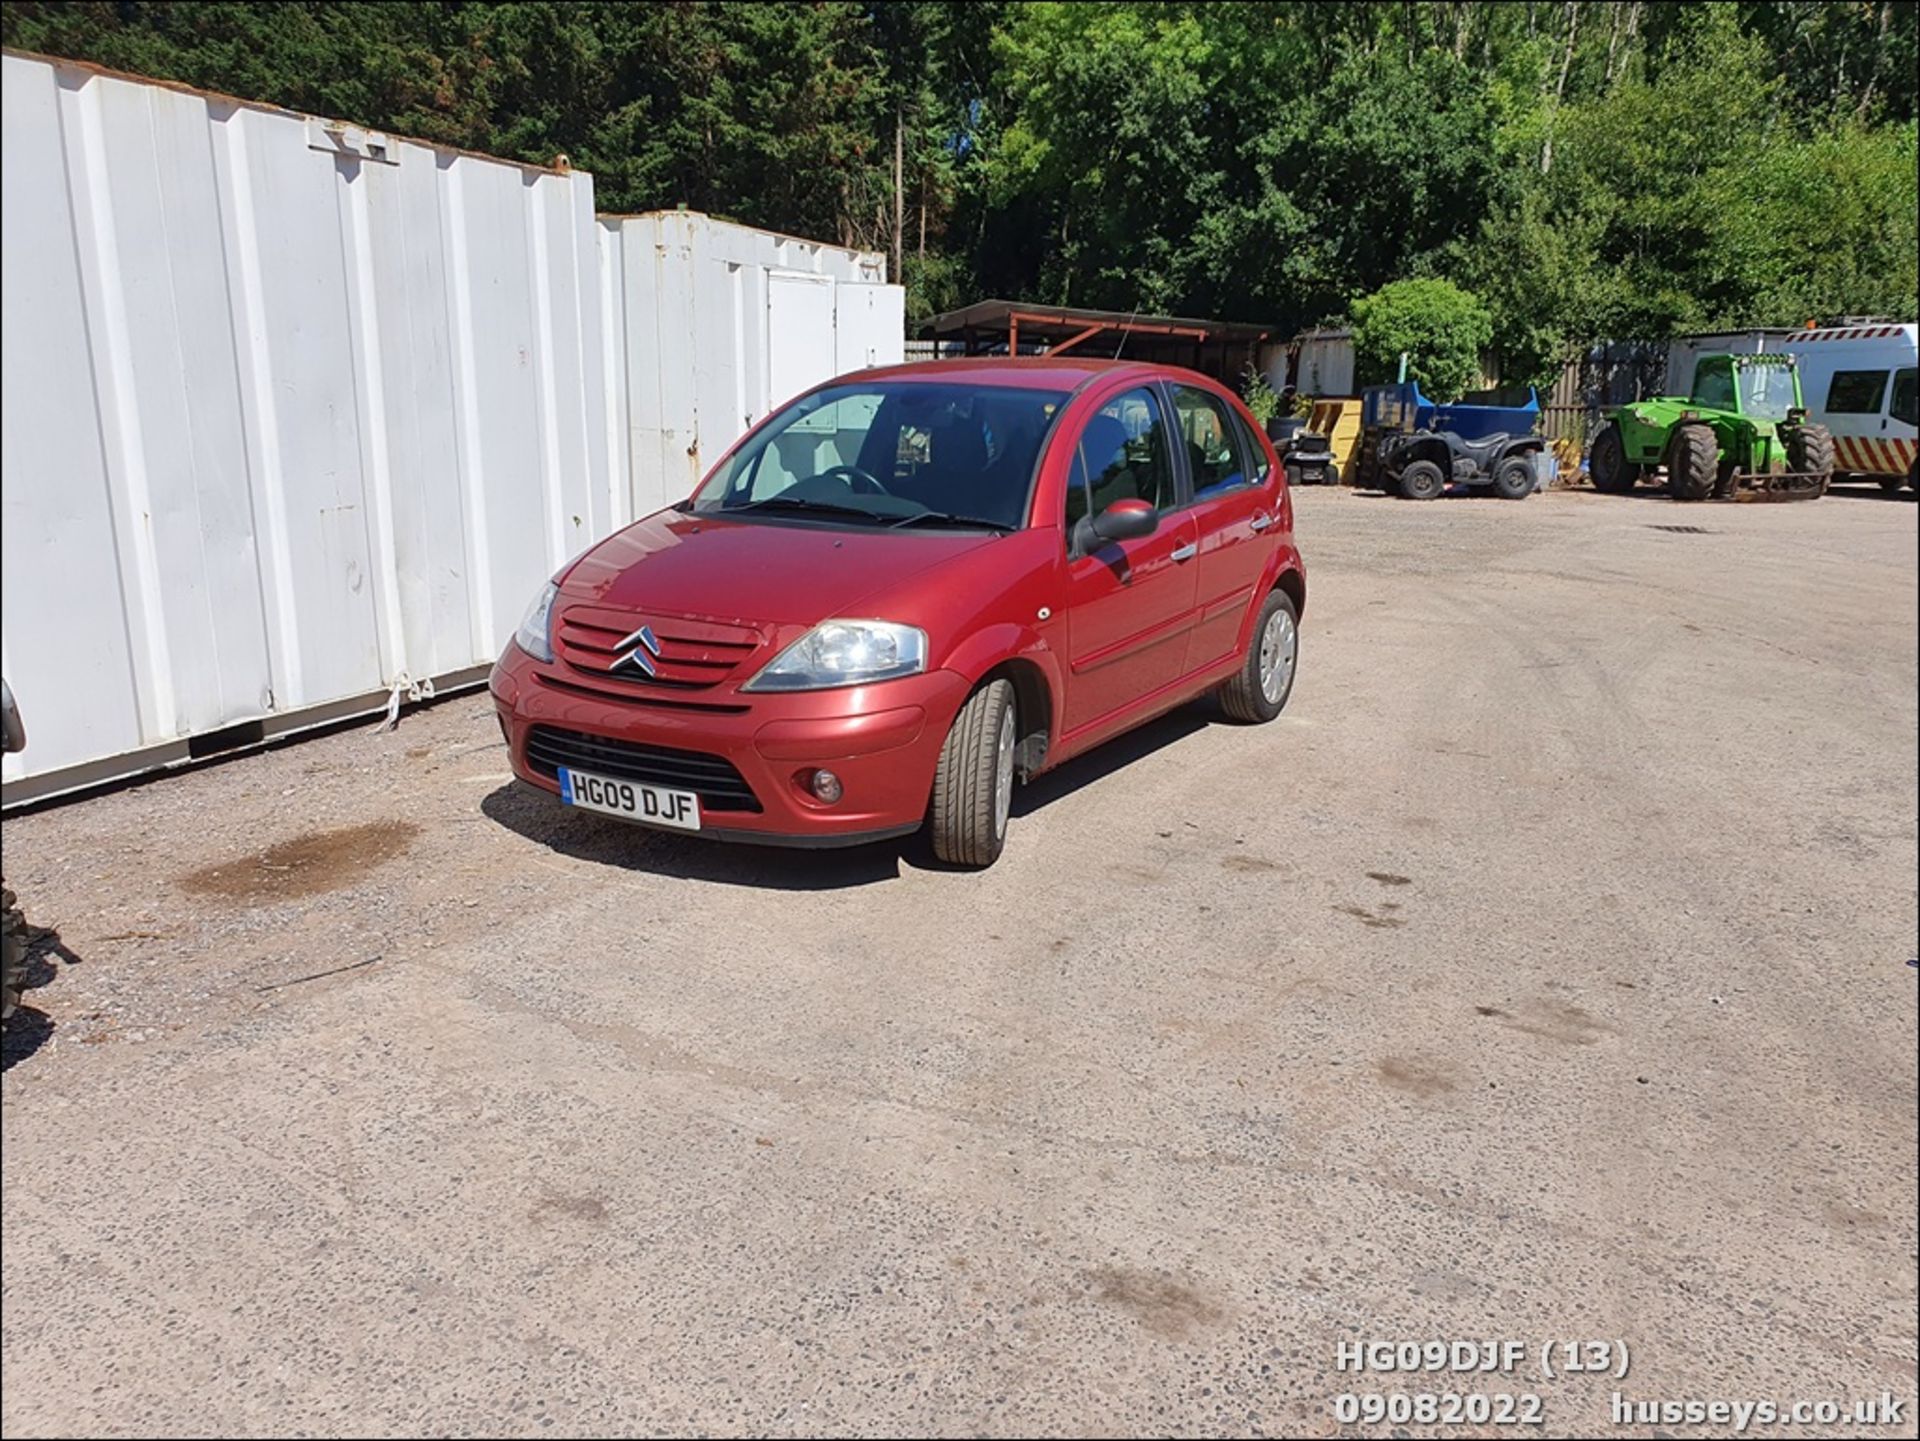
{"left": 1, "top": 52, "right": 611, "bottom": 799}
{"left": 1261, "top": 328, "right": 1355, "bottom": 399}
{"left": 1662, "top": 329, "right": 1797, "bottom": 397}
{"left": 1, "top": 59, "right": 904, "bottom": 803}
{"left": 599, "top": 211, "right": 904, "bottom": 519}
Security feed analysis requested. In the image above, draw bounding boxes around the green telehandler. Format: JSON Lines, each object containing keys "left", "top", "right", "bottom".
{"left": 1588, "top": 352, "right": 1834, "bottom": 501}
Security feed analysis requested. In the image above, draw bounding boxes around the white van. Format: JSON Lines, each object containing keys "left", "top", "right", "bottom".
{"left": 1786, "top": 323, "right": 1917, "bottom": 490}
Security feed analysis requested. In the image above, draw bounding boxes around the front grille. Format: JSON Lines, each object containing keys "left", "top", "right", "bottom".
{"left": 525, "top": 725, "right": 762, "bottom": 812}
{"left": 556, "top": 606, "right": 762, "bottom": 692}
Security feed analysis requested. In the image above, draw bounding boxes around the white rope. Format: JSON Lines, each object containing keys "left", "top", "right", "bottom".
{"left": 384, "top": 673, "right": 437, "bottom": 730}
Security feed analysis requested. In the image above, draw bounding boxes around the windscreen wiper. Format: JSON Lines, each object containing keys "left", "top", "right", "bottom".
{"left": 889, "top": 510, "right": 1015, "bottom": 532}
{"left": 718, "top": 496, "right": 883, "bottom": 522}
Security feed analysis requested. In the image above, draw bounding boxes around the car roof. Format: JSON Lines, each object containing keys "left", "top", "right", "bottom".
{"left": 845, "top": 356, "right": 1220, "bottom": 392}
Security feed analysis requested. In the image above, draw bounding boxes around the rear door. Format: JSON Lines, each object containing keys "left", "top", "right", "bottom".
{"left": 1059, "top": 384, "right": 1198, "bottom": 737}
{"left": 1172, "top": 382, "right": 1276, "bottom": 670}
{"left": 1882, "top": 365, "right": 1916, "bottom": 478}
{"left": 1820, "top": 363, "right": 1890, "bottom": 475}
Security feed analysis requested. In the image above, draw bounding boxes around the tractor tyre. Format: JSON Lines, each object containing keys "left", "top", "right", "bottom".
{"left": 1398, "top": 460, "right": 1447, "bottom": 501}
{"left": 1492, "top": 455, "right": 1536, "bottom": 500}
{"left": 1588, "top": 423, "right": 1638, "bottom": 493}
{"left": 1665, "top": 423, "right": 1718, "bottom": 502}
{"left": 1790, "top": 424, "right": 1835, "bottom": 490}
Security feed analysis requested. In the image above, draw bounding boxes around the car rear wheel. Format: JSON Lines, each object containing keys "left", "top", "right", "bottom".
{"left": 1218, "top": 588, "right": 1300, "bottom": 723}
{"left": 1398, "top": 459, "right": 1446, "bottom": 501}
{"left": 929, "top": 678, "right": 1017, "bottom": 868}
{"left": 1492, "top": 455, "right": 1536, "bottom": 500}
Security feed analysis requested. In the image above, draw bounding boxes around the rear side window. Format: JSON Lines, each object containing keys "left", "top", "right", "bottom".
{"left": 1826, "top": 369, "right": 1889, "bottom": 414}
{"left": 1889, "top": 368, "right": 1916, "bottom": 426}
{"left": 1172, "top": 385, "right": 1248, "bottom": 500}
{"left": 1233, "top": 413, "right": 1272, "bottom": 485}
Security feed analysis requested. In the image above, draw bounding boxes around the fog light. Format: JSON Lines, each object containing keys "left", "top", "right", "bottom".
{"left": 810, "top": 768, "right": 844, "bottom": 803}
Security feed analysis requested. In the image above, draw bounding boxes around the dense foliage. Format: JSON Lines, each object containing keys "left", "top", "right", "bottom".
{"left": 7, "top": 1, "right": 1915, "bottom": 384}
{"left": 1350, "top": 280, "right": 1495, "bottom": 396}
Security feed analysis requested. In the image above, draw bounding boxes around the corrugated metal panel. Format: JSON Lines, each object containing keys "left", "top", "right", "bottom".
{"left": 600, "top": 212, "right": 904, "bottom": 518}
{"left": 2, "top": 52, "right": 608, "bottom": 796}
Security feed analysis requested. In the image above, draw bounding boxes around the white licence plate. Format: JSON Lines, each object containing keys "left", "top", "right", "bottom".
{"left": 558, "top": 766, "right": 702, "bottom": 831}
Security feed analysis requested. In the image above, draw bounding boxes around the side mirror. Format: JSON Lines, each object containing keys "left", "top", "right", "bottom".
{"left": 1087, "top": 497, "right": 1158, "bottom": 545}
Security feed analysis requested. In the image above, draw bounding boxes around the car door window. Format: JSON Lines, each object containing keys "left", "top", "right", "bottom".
{"left": 1172, "top": 385, "right": 1249, "bottom": 500}
{"left": 1071, "top": 387, "right": 1177, "bottom": 520}
{"left": 1825, "top": 369, "right": 1889, "bottom": 414}
{"left": 1231, "top": 413, "right": 1272, "bottom": 485}
{"left": 1889, "top": 368, "right": 1916, "bottom": 426}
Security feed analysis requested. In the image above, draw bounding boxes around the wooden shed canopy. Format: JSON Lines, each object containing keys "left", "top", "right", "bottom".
{"left": 924, "top": 299, "right": 1269, "bottom": 378}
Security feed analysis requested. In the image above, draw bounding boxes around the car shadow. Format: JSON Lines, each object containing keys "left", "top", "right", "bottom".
{"left": 1012, "top": 704, "right": 1214, "bottom": 817}
{"left": 481, "top": 780, "right": 905, "bottom": 889}
{"left": 3, "top": 920, "right": 81, "bottom": 1071}
{"left": 1825, "top": 481, "right": 1915, "bottom": 501}
{"left": 480, "top": 704, "right": 1220, "bottom": 888}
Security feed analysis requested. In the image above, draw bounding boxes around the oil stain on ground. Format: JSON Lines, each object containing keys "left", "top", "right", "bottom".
{"left": 1083, "top": 1267, "right": 1224, "bottom": 1340}
{"left": 1376, "top": 1055, "right": 1462, "bottom": 1098}
{"left": 180, "top": 820, "right": 421, "bottom": 903}
{"left": 1334, "top": 902, "right": 1406, "bottom": 929}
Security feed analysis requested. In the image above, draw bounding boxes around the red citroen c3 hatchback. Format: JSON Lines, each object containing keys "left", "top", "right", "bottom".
{"left": 490, "top": 358, "right": 1305, "bottom": 868}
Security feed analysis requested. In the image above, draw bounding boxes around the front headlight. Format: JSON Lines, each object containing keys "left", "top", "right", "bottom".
{"left": 743, "top": 620, "right": 928, "bottom": 692}
{"left": 514, "top": 581, "right": 559, "bottom": 663}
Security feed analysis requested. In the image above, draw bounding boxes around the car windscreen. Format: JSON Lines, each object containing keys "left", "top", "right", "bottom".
{"left": 1739, "top": 362, "right": 1799, "bottom": 420}
{"left": 688, "top": 382, "right": 1070, "bottom": 530}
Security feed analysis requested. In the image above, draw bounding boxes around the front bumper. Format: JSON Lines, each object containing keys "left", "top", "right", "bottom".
{"left": 490, "top": 647, "right": 971, "bottom": 845}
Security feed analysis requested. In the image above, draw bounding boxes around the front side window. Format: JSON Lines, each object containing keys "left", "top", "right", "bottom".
{"left": 1828, "top": 369, "right": 1891, "bottom": 416}
{"left": 1173, "top": 385, "right": 1249, "bottom": 500}
{"left": 1691, "top": 364, "right": 1735, "bottom": 410}
{"left": 1065, "top": 386, "right": 1178, "bottom": 525}
{"left": 692, "top": 382, "right": 1068, "bottom": 530}
{"left": 1890, "top": 367, "right": 1917, "bottom": 427}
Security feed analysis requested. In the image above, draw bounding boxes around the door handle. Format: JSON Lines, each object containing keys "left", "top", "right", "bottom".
{"left": 1249, "top": 513, "right": 1273, "bottom": 532}
{"left": 1170, "top": 543, "right": 1197, "bottom": 562}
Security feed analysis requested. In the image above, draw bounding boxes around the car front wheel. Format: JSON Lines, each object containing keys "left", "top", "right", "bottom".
{"left": 929, "top": 678, "right": 1017, "bottom": 868}
{"left": 1219, "top": 588, "right": 1300, "bottom": 723}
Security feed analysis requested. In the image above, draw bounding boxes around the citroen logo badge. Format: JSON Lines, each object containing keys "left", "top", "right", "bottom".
{"left": 612, "top": 624, "right": 663, "bottom": 678}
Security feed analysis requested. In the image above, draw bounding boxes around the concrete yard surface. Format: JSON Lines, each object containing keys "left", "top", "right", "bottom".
{"left": 2, "top": 484, "right": 1915, "bottom": 1438}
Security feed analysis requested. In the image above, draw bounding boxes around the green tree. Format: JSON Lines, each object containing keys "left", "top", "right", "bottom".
{"left": 1350, "top": 279, "right": 1494, "bottom": 399}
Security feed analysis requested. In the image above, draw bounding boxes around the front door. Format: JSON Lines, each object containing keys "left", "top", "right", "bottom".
{"left": 1060, "top": 384, "right": 1198, "bottom": 739}
{"left": 1172, "top": 383, "right": 1274, "bottom": 670}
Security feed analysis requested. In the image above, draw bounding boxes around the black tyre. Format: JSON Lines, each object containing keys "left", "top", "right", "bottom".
{"left": 929, "top": 678, "right": 1017, "bottom": 868}
{"left": 1665, "top": 423, "right": 1718, "bottom": 501}
{"left": 1398, "top": 459, "right": 1446, "bottom": 501}
{"left": 1789, "top": 423, "right": 1834, "bottom": 483}
{"left": 1588, "top": 423, "right": 1638, "bottom": 493}
{"left": 1218, "top": 588, "right": 1300, "bottom": 723}
{"left": 1492, "top": 454, "right": 1536, "bottom": 500}
{"left": 1879, "top": 476, "right": 1906, "bottom": 493}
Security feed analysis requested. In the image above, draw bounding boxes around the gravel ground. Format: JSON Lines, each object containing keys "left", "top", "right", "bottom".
{"left": 2, "top": 482, "right": 1915, "bottom": 1438}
